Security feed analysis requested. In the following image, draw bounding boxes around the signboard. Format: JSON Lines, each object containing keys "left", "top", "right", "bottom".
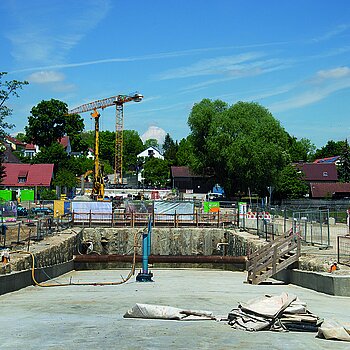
{"left": 203, "top": 201, "right": 220, "bottom": 213}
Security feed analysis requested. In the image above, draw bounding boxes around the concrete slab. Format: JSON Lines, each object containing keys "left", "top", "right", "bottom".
{"left": 0, "top": 269, "right": 348, "bottom": 349}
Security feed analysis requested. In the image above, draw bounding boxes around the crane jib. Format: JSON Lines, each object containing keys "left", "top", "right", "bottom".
{"left": 67, "top": 93, "right": 143, "bottom": 115}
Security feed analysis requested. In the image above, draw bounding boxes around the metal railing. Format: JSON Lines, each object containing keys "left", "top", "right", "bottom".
{"left": 1, "top": 213, "right": 73, "bottom": 249}
{"left": 337, "top": 235, "right": 350, "bottom": 267}
{"left": 71, "top": 211, "right": 237, "bottom": 228}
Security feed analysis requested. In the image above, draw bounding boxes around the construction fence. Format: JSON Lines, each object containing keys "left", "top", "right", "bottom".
{"left": 237, "top": 205, "right": 335, "bottom": 247}
{"left": 1, "top": 214, "right": 73, "bottom": 250}
{"left": 338, "top": 236, "right": 350, "bottom": 267}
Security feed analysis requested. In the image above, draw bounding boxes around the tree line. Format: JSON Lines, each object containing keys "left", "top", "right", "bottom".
{"left": 1, "top": 72, "right": 350, "bottom": 199}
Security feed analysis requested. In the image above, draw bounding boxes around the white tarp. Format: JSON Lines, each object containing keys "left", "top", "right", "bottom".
{"left": 318, "top": 320, "right": 350, "bottom": 342}
{"left": 72, "top": 201, "right": 112, "bottom": 221}
{"left": 154, "top": 201, "right": 194, "bottom": 221}
{"left": 124, "top": 303, "right": 215, "bottom": 321}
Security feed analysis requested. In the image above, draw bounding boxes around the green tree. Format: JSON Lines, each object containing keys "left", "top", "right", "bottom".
{"left": 98, "top": 130, "right": 115, "bottom": 167}
{"left": 338, "top": 139, "right": 350, "bottom": 183}
{"left": 25, "top": 99, "right": 85, "bottom": 148}
{"left": 176, "top": 137, "right": 196, "bottom": 167}
{"left": 53, "top": 168, "right": 79, "bottom": 188}
{"left": 313, "top": 140, "right": 345, "bottom": 160}
{"left": 144, "top": 138, "right": 159, "bottom": 149}
{"left": 162, "top": 133, "right": 178, "bottom": 166}
{"left": 275, "top": 164, "right": 309, "bottom": 199}
{"left": 0, "top": 72, "right": 28, "bottom": 182}
{"left": 38, "top": 188, "right": 57, "bottom": 200}
{"left": 80, "top": 129, "right": 144, "bottom": 174}
{"left": 0, "top": 72, "right": 28, "bottom": 138}
{"left": 188, "top": 99, "right": 289, "bottom": 197}
{"left": 143, "top": 157, "right": 170, "bottom": 188}
{"left": 287, "top": 136, "right": 315, "bottom": 162}
{"left": 123, "top": 130, "right": 144, "bottom": 172}
{"left": 32, "top": 142, "right": 68, "bottom": 172}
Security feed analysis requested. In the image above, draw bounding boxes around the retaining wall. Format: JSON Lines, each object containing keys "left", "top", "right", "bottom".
{"left": 81, "top": 227, "right": 263, "bottom": 256}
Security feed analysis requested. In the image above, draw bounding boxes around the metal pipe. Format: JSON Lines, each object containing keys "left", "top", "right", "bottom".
{"left": 141, "top": 231, "right": 148, "bottom": 274}
{"left": 74, "top": 254, "right": 247, "bottom": 264}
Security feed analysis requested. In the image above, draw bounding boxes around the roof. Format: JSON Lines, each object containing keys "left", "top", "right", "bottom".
{"left": 295, "top": 163, "right": 338, "bottom": 182}
{"left": 310, "top": 183, "right": 350, "bottom": 198}
{"left": 313, "top": 156, "right": 340, "bottom": 164}
{"left": 2, "top": 144, "right": 21, "bottom": 163}
{"left": 5, "top": 135, "right": 26, "bottom": 147}
{"left": 59, "top": 136, "right": 70, "bottom": 149}
{"left": 170, "top": 166, "right": 203, "bottom": 178}
{"left": 2, "top": 163, "right": 54, "bottom": 187}
{"left": 25, "top": 143, "right": 37, "bottom": 150}
{"left": 137, "top": 146, "right": 164, "bottom": 159}
{"left": 171, "top": 166, "right": 191, "bottom": 177}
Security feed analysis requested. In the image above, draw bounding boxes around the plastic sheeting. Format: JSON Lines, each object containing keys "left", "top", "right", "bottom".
{"left": 154, "top": 201, "right": 194, "bottom": 221}
{"left": 318, "top": 320, "right": 350, "bottom": 342}
{"left": 124, "top": 303, "right": 215, "bottom": 321}
{"left": 72, "top": 201, "right": 112, "bottom": 220}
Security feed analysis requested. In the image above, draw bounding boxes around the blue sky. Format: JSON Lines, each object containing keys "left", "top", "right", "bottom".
{"left": 1, "top": 0, "right": 350, "bottom": 148}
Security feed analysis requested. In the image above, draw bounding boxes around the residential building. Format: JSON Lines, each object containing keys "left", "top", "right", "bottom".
{"left": 137, "top": 146, "right": 164, "bottom": 160}
{"left": 170, "top": 166, "right": 213, "bottom": 194}
{"left": 1, "top": 163, "right": 54, "bottom": 190}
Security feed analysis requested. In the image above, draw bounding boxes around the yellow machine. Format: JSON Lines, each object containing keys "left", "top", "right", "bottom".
{"left": 68, "top": 92, "right": 143, "bottom": 200}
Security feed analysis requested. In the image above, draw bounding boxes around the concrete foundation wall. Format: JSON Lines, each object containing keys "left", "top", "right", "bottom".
{"left": 274, "top": 269, "right": 350, "bottom": 297}
{"left": 0, "top": 260, "right": 74, "bottom": 295}
{"left": 81, "top": 227, "right": 263, "bottom": 256}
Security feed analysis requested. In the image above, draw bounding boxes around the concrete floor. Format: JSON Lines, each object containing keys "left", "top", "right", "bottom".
{"left": 0, "top": 269, "right": 348, "bottom": 350}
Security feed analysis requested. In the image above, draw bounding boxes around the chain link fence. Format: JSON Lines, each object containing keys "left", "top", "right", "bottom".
{"left": 1, "top": 214, "right": 73, "bottom": 250}
{"left": 337, "top": 236, "right": 350, "bottom": 267}
{"left": 237, "top": 205, "right": 332, "bottom": 247}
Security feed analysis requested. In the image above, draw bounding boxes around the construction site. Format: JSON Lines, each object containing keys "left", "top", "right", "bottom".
{"left": 1, "top": 205, "right": 350, "bottom": 348}
{"left": 1, "top": 94, "right": 350, "bottom": 348}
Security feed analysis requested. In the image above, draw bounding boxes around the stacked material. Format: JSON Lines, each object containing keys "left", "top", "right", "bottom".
{"left": 227, "top": 292, "right": 322, "bottom": 332}
{"left": 124, "top": 293, "right": 350, "bottom": 342}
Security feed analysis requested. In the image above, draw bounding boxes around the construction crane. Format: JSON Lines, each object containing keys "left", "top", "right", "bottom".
{"left": 68, "top": 92, "right": 143, "bottom": 198}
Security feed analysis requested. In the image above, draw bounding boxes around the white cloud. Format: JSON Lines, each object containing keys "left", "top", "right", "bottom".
{"left": 178, "top": 59, "right": 290, "bottom": 92}
{"left": 315, "top": 67, "right": 350, "bottom": 80}
{"left": 269, "top": 77, "right": 350, "bottom": 113}
{"left": 5, "top": 0, "right": 111, "bottom": 66}
{"left": 141, "top": 126, "right": 167, "bottom": 144}
{"left": 312, "top": 24, "right": 350, "bottom": 43}
{"left": 155, "top": 53, "right": 266, "bottom": 80}
{"left": 27, "top": 70, "right": 65, "bottom": 84}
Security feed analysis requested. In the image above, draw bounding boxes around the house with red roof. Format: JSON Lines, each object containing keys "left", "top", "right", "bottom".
{"left": 310, "top": 183, "right": 350, "bottom": 198}
{"left": 313, "top": 156, "right": 340, "bottom": 164}
{"left": 3, "top": 135, "right": 72, "bottom": 159}
{"left": 295, "top": 163, "right": 338, "bottom": 184}
{"left": 1, "top": 163, "right": 54, "bottom": 190}
{"left": 4, "top": 135, "right": 26, "bottom": 152}
{"left": 23, "top": 143, "right": 39, "bottom": 159}
{"left": 59, "top": 136, "right": 71, "bottom": 155}
{"left": 294, "top": 162, "right": 350, "bottom": 198}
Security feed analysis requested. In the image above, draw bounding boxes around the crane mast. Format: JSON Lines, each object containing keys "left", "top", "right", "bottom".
{"left": 68, "top": 92, "right": 143, "bottom": 198}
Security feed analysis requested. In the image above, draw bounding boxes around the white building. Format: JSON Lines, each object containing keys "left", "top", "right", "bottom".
{"left": 137, "top": 146, "right": 164, "bottom": 160}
